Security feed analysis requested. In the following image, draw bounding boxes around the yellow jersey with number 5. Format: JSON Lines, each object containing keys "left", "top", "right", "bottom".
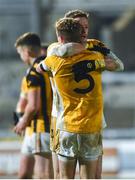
{"left": 43, "top": 50, "right": 104, "bottom": 133}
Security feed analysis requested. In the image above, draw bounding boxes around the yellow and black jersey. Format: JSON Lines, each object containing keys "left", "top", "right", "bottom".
{"left": 20, "top": 76, "right": 28, "bottom": 99}
{"left": 26, "top": 56, "right": 52, "bottom": 133}
{"left": 86, "top": 39, "right": 110, "bottom": 56}
{"left": 43, "top": 50, "right": 104, "bottom": 134}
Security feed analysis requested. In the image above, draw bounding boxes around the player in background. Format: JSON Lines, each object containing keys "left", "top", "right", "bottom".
{"left": 34, "top": 42, "right": 51, "bottom": 177}
{"left": 46, "top": 9, "right": 124, "bottom": 179}
{"left": 13, "top": 32, "right": 53, "bottom": 179}
{"left": 37, "top": 18, "right": 123, "bottom": 179}
{"left": 41, "top": 43, "right": 49, "bottom": 56}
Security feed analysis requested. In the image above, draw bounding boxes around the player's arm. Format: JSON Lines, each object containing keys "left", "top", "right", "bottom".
{"left": 23, "top": 88, "right": 40, "bottom": 124}
{"left": 96, "top": 54, "right": 124, "bottom": 72}
{"left": 36, "top": 56, "right": 53, "bottom": 77}
{"left": 94, "top": 56, "right": 123, "bottom": 72}
{"left": 104, "top": 57, "right": 118, "bottom": 71}
{"left": 16, "top": 95, "right": 27, "bottom": 112}
{"left": 105, "top": 51, "right": 124, "bottom": 71}
{"left": 14, "top": 88, "right": 41, "bottom": 135}
{"left": 36, "top": 60, "right": 50, "bottom": 74}
{"left": 13, "top": 94, "right": 27, "bottom": 126}
{"left": 87, "top": 39, "right": 124, "bottom": 72}
{"left": 47, "top": 42, "right": 124, "bottom": 72}
{"left": 14, "top": 71, "right": 41, "bottom": 135}
{"left": 47, "top": 42, "right": 85, "bottom": 57}
{"left": 88, "top": 52, "right": 123, "bottom": 72}
{"left": 13, "top": 77, "right": 27, "bottom": 126}
{"left": 36, "top": 52, "right": 116, "bottom": 73}
{"left": 92, "top": 45, "right": 124, "bottom": 72}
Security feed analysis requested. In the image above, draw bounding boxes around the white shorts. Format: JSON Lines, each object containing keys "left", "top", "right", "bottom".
{"left": 56, "top": 130, "right": 103, "bottom": 161}
{"left": 21, "top": 132, "right": 51, "bottom": 155}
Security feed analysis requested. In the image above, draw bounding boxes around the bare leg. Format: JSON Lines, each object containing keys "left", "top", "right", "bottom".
{"left": 59, "top": 156, "right": 77, "bottom": 179}
{"left": 52, "top": 152, "right": 60, "bottom": 179}
{"left": 95, "top": 155, "right": 102, "bottom": 179}
{"left": 34, "top": 153, "right": 54, "bottom": 179}
{"left": 79, "top": 159, "right": 98, "bottom": 179}
{"left": 18, "top": 154, "right": 35, "bottom": 179}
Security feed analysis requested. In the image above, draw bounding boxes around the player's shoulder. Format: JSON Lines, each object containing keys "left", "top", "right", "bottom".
{"left": 86, "top": 38, "right": 106, "bottom": 48}
{"left": 21, "top": 76, "right": 27, "bottom": 84}
{"left": 48, "top": 42, "right": 60, "bottom": 50}
{"left": 33, "top": 55, "right": 46, "bottom": 69}
{"left": 26, "top": 56, "right": 45, "bottom": 80}
{"left": 21, "top": 76, "right": 28, "bottom": 91}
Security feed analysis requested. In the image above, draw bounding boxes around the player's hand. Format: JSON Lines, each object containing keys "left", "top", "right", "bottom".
{"left": 13, "top": 118, "right": 27, "bottom": 136}
{"left": 104, "top": 57, "right": 117, "bottom": 71}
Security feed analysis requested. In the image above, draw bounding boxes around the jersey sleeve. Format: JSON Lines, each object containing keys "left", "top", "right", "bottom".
{"left": 86, "top": 39, "right": 110, "bottom": 56}
{"left": 39, "top": 55, "right": 57, "bottom": 73}
{"left": 26, "top": 67, "right": 41, "bottom": 88}
{"left": 20, "top": 76, "right": 28, "bottom": 98}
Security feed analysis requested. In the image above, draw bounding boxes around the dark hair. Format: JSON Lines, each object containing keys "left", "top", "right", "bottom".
{"left": 15, "top": 32, "right": 41, "bottom": 48}
{"left": 64, "top": 9, "right": 89, "bottom": 19}
{"left": 55, "top": 17, "right": 84, "bottom": 43}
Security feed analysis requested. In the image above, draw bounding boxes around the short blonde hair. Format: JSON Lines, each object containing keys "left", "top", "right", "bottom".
{"left": 55, "top": 17, "right": 83, "bottom": 43}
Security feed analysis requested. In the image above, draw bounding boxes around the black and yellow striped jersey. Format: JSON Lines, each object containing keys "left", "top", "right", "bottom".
{"left": 26, "top": 56, "right": 52, "bottom": 134}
